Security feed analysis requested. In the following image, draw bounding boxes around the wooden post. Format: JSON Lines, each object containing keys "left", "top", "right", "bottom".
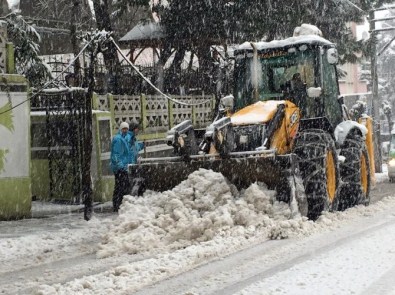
{"left": 168, "top": 98, "right": 174, "bottom": 129}
{"left": 108, "top": 93, "right": 116, "bottom": 133}
{"left": 0, "top": 23, "right": 8, "bottom": 74}
{"left": 192, "top": 96, "right": 196, "bottom": 126}
{"left": 141, "top": 94, "right": 148, "bottom": 132}
{"left": 5, "top": 43, "right": 14, "bottom": 74}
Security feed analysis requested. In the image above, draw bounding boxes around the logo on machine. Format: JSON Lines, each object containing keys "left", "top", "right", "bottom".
{"left": 290, "top": 111, "right": 299, "bottom": 126}
{"left": 259, "top": 50, "right": 288, "bottom": 59}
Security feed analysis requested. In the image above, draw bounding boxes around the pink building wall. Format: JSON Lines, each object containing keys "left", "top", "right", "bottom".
{"left": 338, "top": 63, "right": 368, "bottom": 94}
{"left": 338, "top": 22, "right": 369, "bottom": 95}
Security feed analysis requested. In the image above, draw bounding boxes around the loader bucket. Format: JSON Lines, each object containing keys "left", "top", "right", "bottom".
{"left": 129, "top": 153, "right": 295, "bottom": 193}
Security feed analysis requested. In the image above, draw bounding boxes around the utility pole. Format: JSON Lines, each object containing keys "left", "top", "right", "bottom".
{"left": 369, "top": 9, "right": 383, "bottom": 173}
{"left": 83, "top": 47, "right": 94, "bottom": 221}
{"left": 71, "top": 0, "right": 82, "bottom": 86}
{"left": 368, "top": 5, "right": 395, "bottom": 173}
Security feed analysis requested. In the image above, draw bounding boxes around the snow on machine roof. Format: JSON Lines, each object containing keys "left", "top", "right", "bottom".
{"left": 236, "top": 24, "right": 334, "bottom": 53}
{"left": 236, "top": 35, "right": 334, "bottom": 52}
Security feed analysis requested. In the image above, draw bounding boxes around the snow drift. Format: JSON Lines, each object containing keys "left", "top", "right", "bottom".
{"left": 98, "top": 169, "right": 301, "bottom": 258}
{"left": 98, "top": 168, "right": 394, "bottom": 260}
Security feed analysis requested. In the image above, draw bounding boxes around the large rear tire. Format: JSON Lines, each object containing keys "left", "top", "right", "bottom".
{"left": 338, "top": 131, "right": 371, "bottom": 210}
{"left": 293, "top": 130, "right": 340, "bottom": 220}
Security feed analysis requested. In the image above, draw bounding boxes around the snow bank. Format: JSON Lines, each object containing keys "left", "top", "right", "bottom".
{"left": 98, "top": 168, "right": 392, "bottom": 259}
{"left": 97, "top": 169, "right": 295, "bottom": 258}
{"left": 36, "top": 192, "right": 395, "bottom": 295}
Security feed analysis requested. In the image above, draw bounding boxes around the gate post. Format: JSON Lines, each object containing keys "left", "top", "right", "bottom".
{"left": 168, "top": 98, "right": 174, "bottom": 129}
{"left": 141, "top": 94, "right": 148, "bottom": 131}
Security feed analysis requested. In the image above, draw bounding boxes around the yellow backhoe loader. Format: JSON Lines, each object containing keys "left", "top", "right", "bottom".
{"left": 129, "top": 27, "right": 375, "bottom": 220}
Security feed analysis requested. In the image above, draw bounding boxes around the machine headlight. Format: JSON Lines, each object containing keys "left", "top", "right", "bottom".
{"left": 389, "top": 158, "right": 395, "bottom": 167}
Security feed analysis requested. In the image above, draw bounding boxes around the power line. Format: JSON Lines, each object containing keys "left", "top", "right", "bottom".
{"left": 112, "top": 38, "right": 213, "bottom": 107}
{"left": 0, "top": 36, "right": 95, "bottom": 116}
{"left": 339, "top": 0, "right": 365, "bottom": 13}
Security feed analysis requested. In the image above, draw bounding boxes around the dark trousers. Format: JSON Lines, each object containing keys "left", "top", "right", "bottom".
{"left": 113, "top": 170, "right": 130, "bottom": 211}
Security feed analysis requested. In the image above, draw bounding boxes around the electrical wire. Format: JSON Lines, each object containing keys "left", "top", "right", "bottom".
{"left": 0, "top": 35, "right": 95, "bottom": 116}
{"left": 111, "top": 38, "right": 213, "bottom": 107}
{"left": 1, "top": 32, "right": 215, "bottom": 116}
{"left": 339, "top": 0, "right": 365, "bottom": 13}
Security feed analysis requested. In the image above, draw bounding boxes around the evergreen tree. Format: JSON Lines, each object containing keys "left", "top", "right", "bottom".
{"left": 3, "top": 13, "right": 52, "bottom": 87}
{"left": 91, "top": 0, "right": 150, "bottom": 94}
{"left": 157, "top": 0, "right": 394, "bottom": 67}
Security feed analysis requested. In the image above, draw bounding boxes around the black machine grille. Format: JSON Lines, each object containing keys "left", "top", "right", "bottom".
{"left": 232, "top": 124, "right": 266, "bottom": 151}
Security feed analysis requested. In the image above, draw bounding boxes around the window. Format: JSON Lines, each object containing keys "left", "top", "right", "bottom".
{"left": 234, "top": 47, "right": 317, "bottom": 110}
{"left": 322, "top": 50, "right": 343, "bottom": 127}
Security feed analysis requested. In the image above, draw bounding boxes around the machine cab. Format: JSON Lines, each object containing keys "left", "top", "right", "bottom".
{"left": 233, "top": 36, "right": 343, "bottom": 129}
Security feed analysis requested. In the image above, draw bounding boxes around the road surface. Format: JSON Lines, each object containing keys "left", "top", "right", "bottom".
{"left": 0, "top": 180, "right": 394, "bottom": 294}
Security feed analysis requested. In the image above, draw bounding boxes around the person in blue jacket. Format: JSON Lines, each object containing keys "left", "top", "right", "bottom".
{"left": 110, "top": 121, "right": 131, "bottom": 212}
{"left": 128, "top": 123, "right": 145, "bottom": 164}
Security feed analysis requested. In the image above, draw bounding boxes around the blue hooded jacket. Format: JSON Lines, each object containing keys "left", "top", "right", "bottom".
{"left": 110, "top": 131, "right": 131, "bottom": 173}
{"left": 128, "top": 130, "right": 144, "bottom": 164}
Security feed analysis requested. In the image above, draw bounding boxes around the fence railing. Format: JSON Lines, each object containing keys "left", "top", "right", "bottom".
{"left": 42, "top": 54, "right": 212, "bottom": 95}
{"left": 95, "top": 94, "right": 216, "bottom": 139}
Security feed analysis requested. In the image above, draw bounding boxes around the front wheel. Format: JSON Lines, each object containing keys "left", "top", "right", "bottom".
{"left": 293, "top": 130, "right": 340, "bottom": 220}
{"left": 339, "top": 131, "right": 371, "bottom": 209}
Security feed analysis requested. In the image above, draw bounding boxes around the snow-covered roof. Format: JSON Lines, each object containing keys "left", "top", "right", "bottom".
{"left": 237, "top": 35, "right": 334, "bottom": 52}
{"left": 6, "top": 0, "right": 19, "bottom": 11}
{"left": 119, "top": 22, "right": 165, "bottom": 43}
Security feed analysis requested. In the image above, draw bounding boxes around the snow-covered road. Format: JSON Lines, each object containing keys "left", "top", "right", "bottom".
{"left": 135, "top": 203, "right": 395, "bottom": 295}
{"left": 0, "top": 170, "right": 394, "bottom": 295}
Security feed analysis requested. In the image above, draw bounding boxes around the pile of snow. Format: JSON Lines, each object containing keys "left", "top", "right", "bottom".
{"left": 37, "top": 192, "right": 395, "bottom": 294}
{"left": 97, "top": 169, "right": 297, "bottom": 258}
{"left": 98, "top": 168, "right": 394, "bottom": 259}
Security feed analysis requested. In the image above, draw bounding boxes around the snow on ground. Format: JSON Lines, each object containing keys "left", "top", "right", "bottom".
{"left": 31, "top": 202, "right": 84, "bottom": 217}
{"left": 376, "top": 163, "right": 389, "bottom": 184}
{"left": 30, "top": 201, "right": 113, "bottom": 218}
{"left": 31, "top": 168, "right": 395, "bottom": 295}
{"left": 0, "top": 213, "right": 113, "bottom": 273}
{"left": 0, "top": 201, "right": 114, "bottom": 272}
{"left": 235, "top": 218, "right": 395, "bottom": 295}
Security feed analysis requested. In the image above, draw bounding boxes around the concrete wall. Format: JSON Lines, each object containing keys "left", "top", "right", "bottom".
{"left": 0, "top": 75, "right": 31, "bottom": 220}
